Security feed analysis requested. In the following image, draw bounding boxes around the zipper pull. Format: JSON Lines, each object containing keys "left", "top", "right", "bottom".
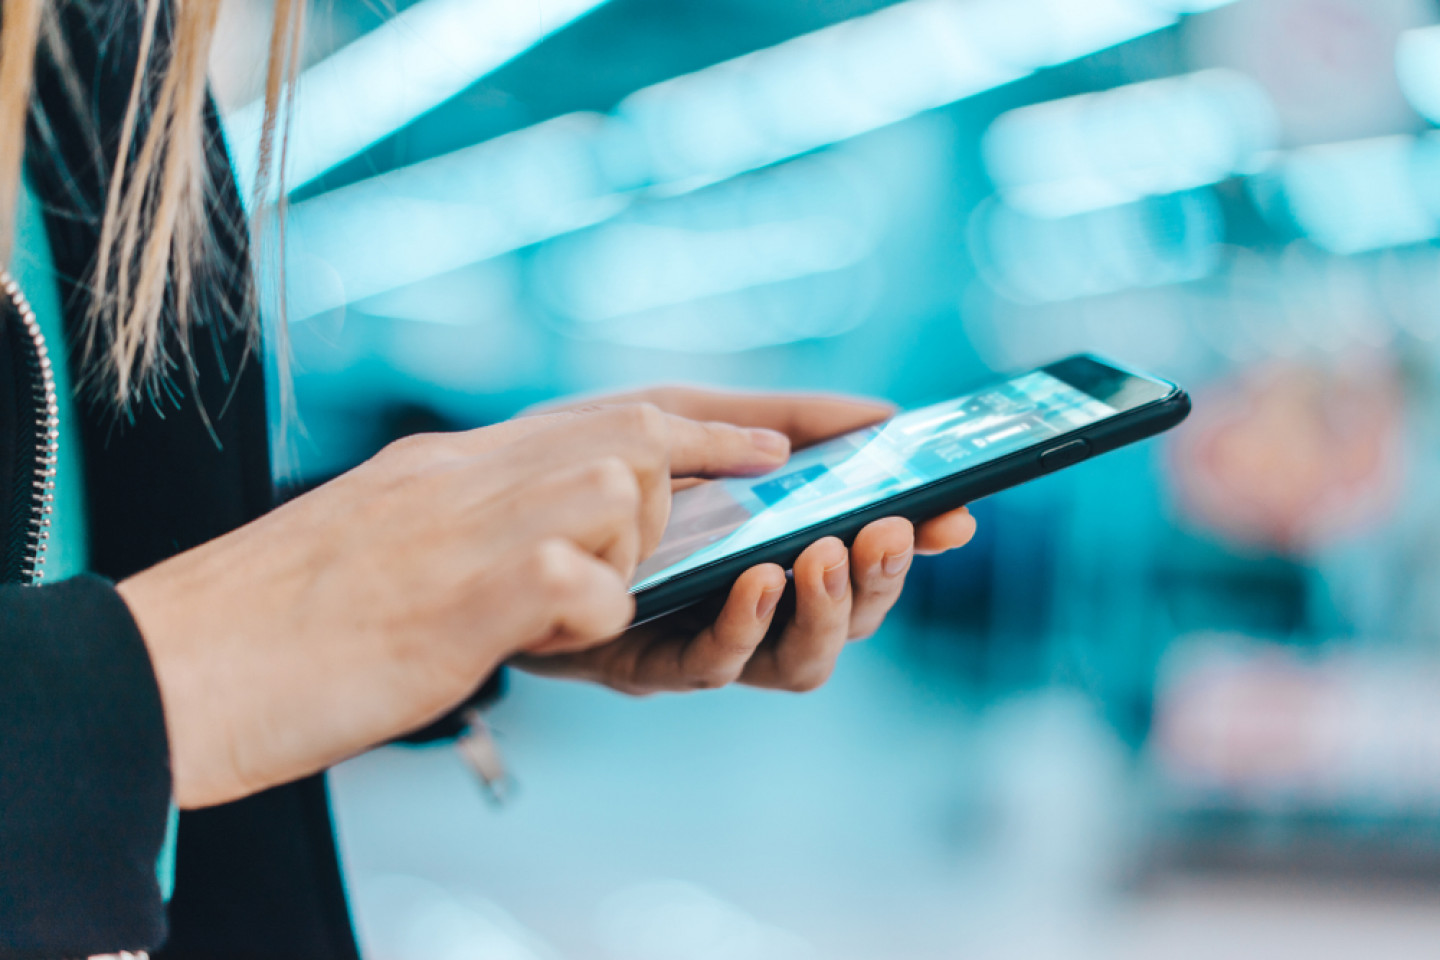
{"left": 455, "top": 708, "right": 514, "bottom": 806}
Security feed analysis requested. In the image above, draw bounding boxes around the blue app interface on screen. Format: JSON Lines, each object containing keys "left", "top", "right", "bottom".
{"left": 632, "top": 371, "right": 1116, "bottom": 591}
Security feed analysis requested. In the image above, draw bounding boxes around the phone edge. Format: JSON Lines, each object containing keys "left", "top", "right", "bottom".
{"left": 630, "top": 369, "right": 1190, "bottom": 626}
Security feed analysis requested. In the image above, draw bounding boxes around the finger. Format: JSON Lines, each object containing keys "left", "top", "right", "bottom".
{"left": 585, "top": 408, "right": 788, "bottom": 555}
{"left": 403, "top": 403, "right": 792, "bottom": 481}
{"left": 915, "top": 507, "right": 978, "bottom": 556}
{"left": 488, "top": 405, "right": 790, "bottom": 557}
{"left": 847, "top": 517, "right": 915, "bottom": 641}
{"left": 499, "top": 457, "right": 645, "bottom": 580}
{"left": 513, "top": 539, "right": 636, "bottom": 656}
{"left": 512, "top": 404, "right": 791, "bottom": 479}
{"left": 658, "top": 413, "right": 793, "bottom": 478}
{"left": 632, "top": 564, "right": 788, "bottom": 691}
{"left": 638, "top": 387, "right": 895, "bottom": 448}
{"left": 742, "top": 537, "right": 852, "bottom": 692}
{"left": 514, "top": 564, "right": 788, "bottom": 693}
{"left": 380, "top": 390, "right": 891, "bottom": 482}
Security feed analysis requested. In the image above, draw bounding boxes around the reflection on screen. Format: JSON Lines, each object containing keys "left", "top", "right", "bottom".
{"left": 632, "top": 372, "right": 1116, "bottom": 591}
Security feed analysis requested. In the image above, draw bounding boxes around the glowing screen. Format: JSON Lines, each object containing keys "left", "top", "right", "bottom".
{"left": 633, "top": 371, "right": 1116, "bottom": 591}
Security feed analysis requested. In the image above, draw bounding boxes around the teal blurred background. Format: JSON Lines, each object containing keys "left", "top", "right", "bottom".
{"left": 215, "top": 0, "right": 1440, "bottom": 955}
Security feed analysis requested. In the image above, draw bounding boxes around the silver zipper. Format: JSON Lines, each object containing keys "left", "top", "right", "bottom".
{"left": 2, "top": 267, "right": 59, "bottom": 586}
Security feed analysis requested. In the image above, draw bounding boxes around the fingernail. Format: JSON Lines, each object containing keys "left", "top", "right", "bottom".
{"left": 756, "top": 585, "right": 784, "bottom": 621}
{"left": 823, "top": 559, "right": 849, "bottom": 599}
{"left": 748, "top": 428, "right": 790, "bottom": 459}
{"left": 882, "top": 550, "right": 913, "bottom": 578}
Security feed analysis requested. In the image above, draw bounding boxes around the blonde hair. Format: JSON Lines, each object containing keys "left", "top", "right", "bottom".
{"left": 0, "top": 0, "right": 302, "bottom": 407}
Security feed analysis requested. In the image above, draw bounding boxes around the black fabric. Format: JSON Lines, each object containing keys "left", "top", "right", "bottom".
{"left": 159, "top": 776, "right": 360, "bottom": 960}
{"left": 0, "top": 575, "right": 172, "bottom": 958}
{"left": 0, "top": 0, "right": 360, "bottom": 956}
{"left": 0, "top": 303, "right": 30, "bottom": 582}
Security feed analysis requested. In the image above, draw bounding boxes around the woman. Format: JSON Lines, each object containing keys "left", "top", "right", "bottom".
{"left": 0, "top": 0, "right": 977, "bottom": 956}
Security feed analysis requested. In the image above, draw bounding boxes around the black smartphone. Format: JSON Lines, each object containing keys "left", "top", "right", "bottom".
{"left": 630, "top": 354, "right": 1191, "bottom": 624}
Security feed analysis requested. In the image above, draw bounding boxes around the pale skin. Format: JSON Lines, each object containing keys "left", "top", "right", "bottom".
{"left": 513, "top": 387, "right": 978, "bottom": 694}
{"left": 118, "top": 389, "right": 975, "bottom": 810}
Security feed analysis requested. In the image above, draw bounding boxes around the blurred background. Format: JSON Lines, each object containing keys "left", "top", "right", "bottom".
{"left": 213, "top": 0, "right": 1440, "bottom": 956}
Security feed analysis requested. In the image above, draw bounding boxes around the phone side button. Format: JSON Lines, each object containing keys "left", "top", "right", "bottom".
{"left": 1040, "top": 439, "right": 1092, "bottom": 473}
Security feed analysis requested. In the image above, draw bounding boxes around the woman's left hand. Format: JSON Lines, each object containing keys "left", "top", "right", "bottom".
{"left": 512, "top": 387, "right": 977, "bottom": 694}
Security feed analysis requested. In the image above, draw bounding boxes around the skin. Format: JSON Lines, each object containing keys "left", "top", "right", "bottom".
{"left": 514, "top": 387, "right": 977, "bottom": 694}
{"left": 118, "top": 391, "right": 975, "bottom": 810}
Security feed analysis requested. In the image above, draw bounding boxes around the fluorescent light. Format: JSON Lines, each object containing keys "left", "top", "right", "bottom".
{"left": 972, "top": 130, "right": 1440, "bottom": 306}
{"left": 599, "top": 0, "right": 1230, "bottom": 192}
{"left": 1279, "top": 134, "right": 1440, "bottom": 256}
{"left": 535, "top": 260, "right": 879, "bottom": 353}
{"left": 227, "top": 0, "right": 609, "bottom": 201}
{"left": 984, "top": 69, "right": 1277, "bottom": 219}
{"left": 1398, "top": 25, "right": 1440, "bottom": 126}
{"left": 525, "top": 151, "right": 882, "bottom": 350}
{"left": 286, "top": 0, "right": 1241, "bottom": 319}
{"left": 612, "top": 0, "right": 1028, "bottom": 193}
{"left": 285, "top": 113, "right": 624, "bottom": 319}
{"left": 972, "top": 190, "right": 1224, "bottom": 304}
{"left": 536, "top": 217, "right": 874, "bottom": 324}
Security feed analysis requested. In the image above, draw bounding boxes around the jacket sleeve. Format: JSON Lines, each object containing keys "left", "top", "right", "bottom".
{"left": 0, "top": 574, "right": 171, "bottom": 958}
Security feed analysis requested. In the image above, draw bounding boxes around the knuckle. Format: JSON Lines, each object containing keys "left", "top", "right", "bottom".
{"left": 624, "top": 402, "right": 669, "bottom": 445}
{"left": 585, "top": 456, "right": 641, "bottom": 508}
{"left": 531, "top": 539, "right": 580, "bottom": 596}
{"left": 643, "top": 385, "right": 688, "bottom": 412}
{"left": 858, "top": 578, "right": 904, "bottom": 606}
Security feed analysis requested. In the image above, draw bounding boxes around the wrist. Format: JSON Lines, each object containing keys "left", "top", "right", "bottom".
{"left": 117, "top": 568, "right": 249, "bottom": 809}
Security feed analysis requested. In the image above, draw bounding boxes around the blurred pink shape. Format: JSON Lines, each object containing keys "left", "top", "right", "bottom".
{"left": 1170, "top": 361, "right": 1404, "bottom": 553}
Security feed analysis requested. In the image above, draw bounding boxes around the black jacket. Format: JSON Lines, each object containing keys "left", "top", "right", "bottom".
{"left": 3, "top": 1, "right": 356, "bottom": 956}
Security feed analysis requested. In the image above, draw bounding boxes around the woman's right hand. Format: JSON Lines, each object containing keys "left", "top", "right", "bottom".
{"left": 117, "top": 404, "right": 791, "bottom": 810}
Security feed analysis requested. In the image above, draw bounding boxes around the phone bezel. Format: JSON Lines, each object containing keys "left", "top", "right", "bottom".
{"left": 630, "top": 354, "right": 1189, "bottom": 624}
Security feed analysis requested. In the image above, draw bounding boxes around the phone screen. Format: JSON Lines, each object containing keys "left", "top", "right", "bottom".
{"left": 632, "top": 369, "right": 1123, "bottom": 592}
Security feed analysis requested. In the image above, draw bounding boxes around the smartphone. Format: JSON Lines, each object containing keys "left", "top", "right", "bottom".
{"left": 629, "top": 355, "right": 1190, "bottom": 624}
